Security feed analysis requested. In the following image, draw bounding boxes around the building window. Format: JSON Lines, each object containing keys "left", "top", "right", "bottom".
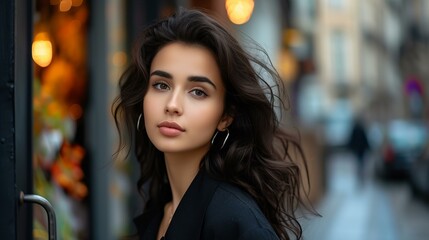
{"left": 331, "top": 30, "right": 348, "bottom": 84}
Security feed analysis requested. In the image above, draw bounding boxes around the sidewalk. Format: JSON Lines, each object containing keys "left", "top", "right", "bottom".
{"left": 300, "top": 151, "right": 400, "bottom": 240}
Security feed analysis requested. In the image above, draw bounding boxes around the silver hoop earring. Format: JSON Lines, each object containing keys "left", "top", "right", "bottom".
{"left": 211, "top": 128, "right": 229, "bottom": 149}
{"left": 136, "top": 113, "right": 142, "bottom": 131}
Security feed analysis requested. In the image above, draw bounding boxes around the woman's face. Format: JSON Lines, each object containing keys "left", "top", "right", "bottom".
{"left": 143, "top": 42, "right": 231, "bottom": 155}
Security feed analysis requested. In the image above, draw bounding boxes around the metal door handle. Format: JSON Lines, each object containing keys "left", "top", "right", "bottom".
{"left": 19, "top": 191, "right": 57, "bottom": 240}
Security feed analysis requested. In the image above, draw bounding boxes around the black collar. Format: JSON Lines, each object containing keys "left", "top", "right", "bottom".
{"left": 133, "top": 170, "right": 220, "bottom": 240}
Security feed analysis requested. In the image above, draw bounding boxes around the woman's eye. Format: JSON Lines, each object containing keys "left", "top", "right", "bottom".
{"left": 153, "top": 82, "right": 169, "bottom": 90}
{"left": 190, "top": 89, "right": 207, "bottom": 98}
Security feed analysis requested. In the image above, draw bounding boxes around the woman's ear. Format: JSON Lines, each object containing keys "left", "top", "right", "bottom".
{"left": 217, "top": 115, "right": 233, "bottom": 131}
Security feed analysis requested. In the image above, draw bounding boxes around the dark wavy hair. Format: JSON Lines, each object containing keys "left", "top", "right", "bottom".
{"left": 112, "top": 8, "right": 312, "bottom": 240}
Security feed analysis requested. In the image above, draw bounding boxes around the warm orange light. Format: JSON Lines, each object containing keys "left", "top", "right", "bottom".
{"left": 225, "top": 0, "right": 255, "bottom": 25}
{"left": 59, "top": 0, "right": 72, "bottom": 12}
{"left": 283, "top": 29, "right": 303, "bottom": 46}
{"left": 112, "top": 51, "right": 127, "bottom": 67}
{"left": 51, "top": 0, "right": 83, "bottom": 8}
{"left": 72, "top": 0, "right": 83, "bottom": 7}
{"left": 278, "top": 49, "right": 298, "bottom": 82}
{"left": 32, "top": 32, "right": 53, "bottom": 67}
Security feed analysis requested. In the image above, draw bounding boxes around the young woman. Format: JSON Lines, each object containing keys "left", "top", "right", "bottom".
{"left": 112, "top": 8, "right": 311, "bottom": 240}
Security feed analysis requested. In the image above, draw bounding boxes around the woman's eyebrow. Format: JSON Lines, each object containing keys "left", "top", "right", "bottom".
{"left": 151, "top": 70, "right": 217, "bottom": 90}
{"left": 150, "top": 70, "right": 172, "bottom": 79}
{"left": 188, "top": 76, "right": 217, "bottom": 89}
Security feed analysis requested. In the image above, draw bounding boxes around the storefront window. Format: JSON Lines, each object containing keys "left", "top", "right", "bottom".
{"left": 32, "top": 0, "right": 89, "bottom": 238}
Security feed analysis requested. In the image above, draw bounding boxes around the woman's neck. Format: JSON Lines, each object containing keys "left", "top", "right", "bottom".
{"left": 164, "top": 150, "right": 205, "bottom": 211}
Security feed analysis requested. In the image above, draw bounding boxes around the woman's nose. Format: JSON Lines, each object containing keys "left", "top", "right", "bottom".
{"left": 165, "top": 91, "right": 183, "bottom": 115}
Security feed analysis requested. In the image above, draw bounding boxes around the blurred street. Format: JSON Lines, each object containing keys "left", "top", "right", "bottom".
{"left": 301, "top": 151, "right": 429, "bottom": 240}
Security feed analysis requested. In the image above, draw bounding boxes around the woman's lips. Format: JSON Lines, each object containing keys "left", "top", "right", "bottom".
{"left": 157, "top": 121, "right": 185, "bottom": 137}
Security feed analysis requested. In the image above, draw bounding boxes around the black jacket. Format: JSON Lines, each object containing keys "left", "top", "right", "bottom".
{"left": 133, "top": 170, "right": 279, "bottom": 240}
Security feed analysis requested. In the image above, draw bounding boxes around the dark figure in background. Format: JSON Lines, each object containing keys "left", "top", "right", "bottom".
{"left": 347, "top": 118, "right": 370, "bottom": 184}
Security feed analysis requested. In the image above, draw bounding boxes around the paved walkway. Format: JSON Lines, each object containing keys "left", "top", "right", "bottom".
{"left": 300, "top": 151, "right": 429, "bottom": 240}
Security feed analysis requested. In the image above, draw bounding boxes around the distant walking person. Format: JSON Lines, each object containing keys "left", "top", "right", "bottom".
{"left": 347, "top": 118, "right": 370, "bottom": 184}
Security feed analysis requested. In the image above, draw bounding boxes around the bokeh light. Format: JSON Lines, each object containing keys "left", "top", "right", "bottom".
{"left": 32, "top": 32, "right": 53, "bottom": 67}
{"left": 225, "top": 0, "right": 254, "bottom": 25}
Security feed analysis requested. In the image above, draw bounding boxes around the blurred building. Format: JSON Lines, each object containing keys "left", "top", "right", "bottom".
{"left": 360, "top": 0, "right": 405, "bottom": 122}
{"left": 399, "top": 0, "right": 429, "bottom": 120}
{"left": 290, "top": 0, "right": 424, "bottom": 147}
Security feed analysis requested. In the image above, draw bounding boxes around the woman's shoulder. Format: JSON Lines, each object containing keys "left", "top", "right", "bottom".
{"left": 207, "top": 182, "right": 267, "bottom": 223}
{"left": 211, "top": 182, "right": 260, "bottom": 210}
{"left": 202, "top": 181, "right": 279, "bottom": 239}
